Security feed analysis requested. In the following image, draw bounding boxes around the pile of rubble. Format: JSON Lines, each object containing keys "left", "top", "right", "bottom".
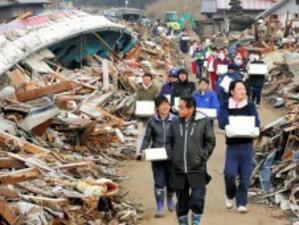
{"left": 0, "top": 10, "right": 182, "bottom": 225}
{"left": 0, "top": 66, "right": 142, "bottom": 225}
{"left": 262, "top": 51, "right": 298, "bottom": 108}
{"left": 251, "top": 111, "right": 299, "bottom": 222}
{"left": 249, "top": 47, "right": 299, "bottom": 224}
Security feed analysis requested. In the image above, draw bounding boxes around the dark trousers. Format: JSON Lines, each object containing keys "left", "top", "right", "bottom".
{"left": 175, "top": 174, "right": 206, "bottom": 216}
{"left": 250, "top": 86, "right": 263, "bottom": 105}
{"left": 196, "top": 61, "right": 204, "bottom": 79}
{"left": 152, "top": 161, "right": 174, "bottom": 193}
{"left": 224, "top": 143, "right": 253, "bottom": 207}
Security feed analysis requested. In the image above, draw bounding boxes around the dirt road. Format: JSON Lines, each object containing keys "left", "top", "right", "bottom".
{"left": 120, "top": 102, "right": 288, "bottom": 225}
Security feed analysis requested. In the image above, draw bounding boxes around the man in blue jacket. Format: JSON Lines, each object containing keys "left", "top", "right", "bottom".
{"left": 216, "top": 63, "right": 241, "bottom": 103}
{"left": 192, "top": 78, "right": 219, "bottom": 113}
{"left": 160, "top": 68, "right": 179, "bottom": 96}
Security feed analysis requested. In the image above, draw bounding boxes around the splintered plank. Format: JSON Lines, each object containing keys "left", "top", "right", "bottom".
{"left": 0, "top": 186, "right": 19, "bottom": 198}
{"left": 16, "top": 81, "right": 77, "bottom": 102}
{"left": 0, "top": 130, "right": 50, "bottom": 155}
{"left": 0, "top": 157, "right": 25, "bottom": 169}
{"left": 0, "top": 168, "right": 41, "bottom": 185}
{"left": 54, "top": 161, "right": 91, "bottom": 170}
{"left": 0, "top": 199, "right": 17, "bottom": 225}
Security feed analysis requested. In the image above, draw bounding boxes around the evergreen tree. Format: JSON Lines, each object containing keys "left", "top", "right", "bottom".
{"left": 229, "top": 0, "right": 243, "bottom": 17}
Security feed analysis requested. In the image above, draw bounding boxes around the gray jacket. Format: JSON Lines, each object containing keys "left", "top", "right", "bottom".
{"left": 166, "top": 117, "right": 215, "bottom": 173}
{"left": 141, "top": 113, "right": 176, "bottom": 151}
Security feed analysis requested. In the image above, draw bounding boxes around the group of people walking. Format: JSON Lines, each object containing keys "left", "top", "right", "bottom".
{"left": 190, "top": 40, "right": 267, "bottom": 108}
{"left": 135, "top": 40, "right": 264, "bottom": 225}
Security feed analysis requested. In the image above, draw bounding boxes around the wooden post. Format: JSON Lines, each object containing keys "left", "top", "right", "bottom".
{"left": 102, "top": 58, "right": 109, "bottom": 91}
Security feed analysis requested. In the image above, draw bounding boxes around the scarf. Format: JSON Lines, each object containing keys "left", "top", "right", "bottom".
{"left": 228, "top": 97, "right": 248, "bottom": 109}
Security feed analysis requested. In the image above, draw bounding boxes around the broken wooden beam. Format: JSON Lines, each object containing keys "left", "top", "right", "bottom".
{"left": 0, "top": 130, "right": 50, "bottom": 154}
{"left": 0, "top": 168, "right": 41, "bottom": 185}
{"left": 0, "top": 186, "right": 19, "bottom": 198}
{"left": 0, "top": 199, "right": 17, "bottom": 225}
{"left": 15, "top": 81, "right": 77, "bottom": 102}
{"left": 0, "top": 157, "right": 25, "bottom": 169}
{"left": 54, "top": 162, "right": 91, "bottom": 170}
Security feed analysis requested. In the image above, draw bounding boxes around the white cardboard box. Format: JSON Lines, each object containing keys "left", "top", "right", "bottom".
{"left": 164, "top": 94, "right": 171, "bottom": 103}
{"left": 248, "top": 63, "right": 268, "bottom": 75}
{"left": 145, "top": 148, "right": 168, "bottom": 161}
{"left": 196, "top": 108, "right": 217, "bottom": 119}
{"left": 225, "top": 116, "right": 260, "bottom": 138}
{"left": 174, "top": 97, "right": 180, "bottom": 111}
{"left": 217, "top": 64, "right": 228, "bottom": 75}
{"left": 204, "top": 60, "right": 208, "bottom": 67}
{"left": 220, "top": 75, "right": 233, "bottom": 93}
{"left": 135, "top": 101, "right": 155, "bottom": 117}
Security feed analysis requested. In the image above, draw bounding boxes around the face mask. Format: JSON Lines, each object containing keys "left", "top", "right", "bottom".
{"left": 235, "top": 58, "right": 243, "bottom": 66}
{"left": 219, "top": 53, "right": 225, "bottom": 60}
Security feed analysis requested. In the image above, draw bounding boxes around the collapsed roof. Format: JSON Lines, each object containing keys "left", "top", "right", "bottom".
{"left": 0, "top": 10, "right": 137, "bottom": 75}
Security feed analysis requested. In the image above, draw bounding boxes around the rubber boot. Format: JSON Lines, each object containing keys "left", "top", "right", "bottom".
{"left": 167, "top": 192, "right": 175, "bottom": 211}
{"left": 178, "top": 215, "right": 188, "bottom": 225}
{"left": 154, "top": 188, "right": 165, "bottom": 218}
{"left": 192, "top": 212, "right": 201, "bottom": 225}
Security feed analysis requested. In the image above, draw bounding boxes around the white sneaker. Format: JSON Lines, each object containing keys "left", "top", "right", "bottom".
{"left": 237, "top": 206, "right": 248, "bottom": 214}
{"left": 225, "top": 198, "right": 234, "bottom": 209}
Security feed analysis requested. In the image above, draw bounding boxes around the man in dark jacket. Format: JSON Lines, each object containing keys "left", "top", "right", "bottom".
{"left": 171, "top": 68, "right": 195, "bottom": 112}
{"left": 247, "top": 58, "right": 267, "bottom": 108}
{"left": 166, "top": 96, "right": 216, "bottom": 225}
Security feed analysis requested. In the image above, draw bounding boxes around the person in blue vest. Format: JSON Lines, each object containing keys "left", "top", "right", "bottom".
{"left": 160, "top": 67, "right": 179, "bottom": 96}
{"left": 138, "top": 95, "right": 176, "bottom": 218}
{"left": 216, "top": 63, "right": 241, "bottom": 103}
{"left": 192, "top": 78, "right": 219, "bottom": 113}
{"left": 218, "top": 80, "right": 260, "bottom": 214}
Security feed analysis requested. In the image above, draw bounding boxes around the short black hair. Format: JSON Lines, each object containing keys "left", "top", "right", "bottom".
{"left": 177, "top": 68, "right": 188, "bottom": 76}
{"left": 143, "top": 73, "right": 153, "bottom": 80}
{"left": 180, "top": 96, "right": 196, "bottom": 109}
{"left": 154, "top": 95, "right": 169, "bottom": 108}
{"left": 198, "top": 77, "right": 209, "bottom": 85}
{"left": 229, "top": 80, "right": 245, "bottom": 97}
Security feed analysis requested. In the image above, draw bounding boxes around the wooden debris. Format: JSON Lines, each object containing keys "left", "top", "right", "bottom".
{"left": 16, "top": 81, "right": 77, "bottom": 102}
{"left": 0, "top": 168, "right": 40, "bottom": 185}
{"left": 0, "top": 18, "right": 184, "bottom": 225}
{"left": 0, "top": 199, "right": 17, "bottom": 225}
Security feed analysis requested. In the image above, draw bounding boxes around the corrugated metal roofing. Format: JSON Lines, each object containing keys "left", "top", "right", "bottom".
{"left": 17, "top": 0, "right": 50, "bottom": 3}
{"left": 0, "top": 0, "right": 50, "bottom": 7}
{"left": 217, "top": 0, "right": 276, "bottom": 10}
{"left": 201, "top": 0, "right": 217, "bottom": 13}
